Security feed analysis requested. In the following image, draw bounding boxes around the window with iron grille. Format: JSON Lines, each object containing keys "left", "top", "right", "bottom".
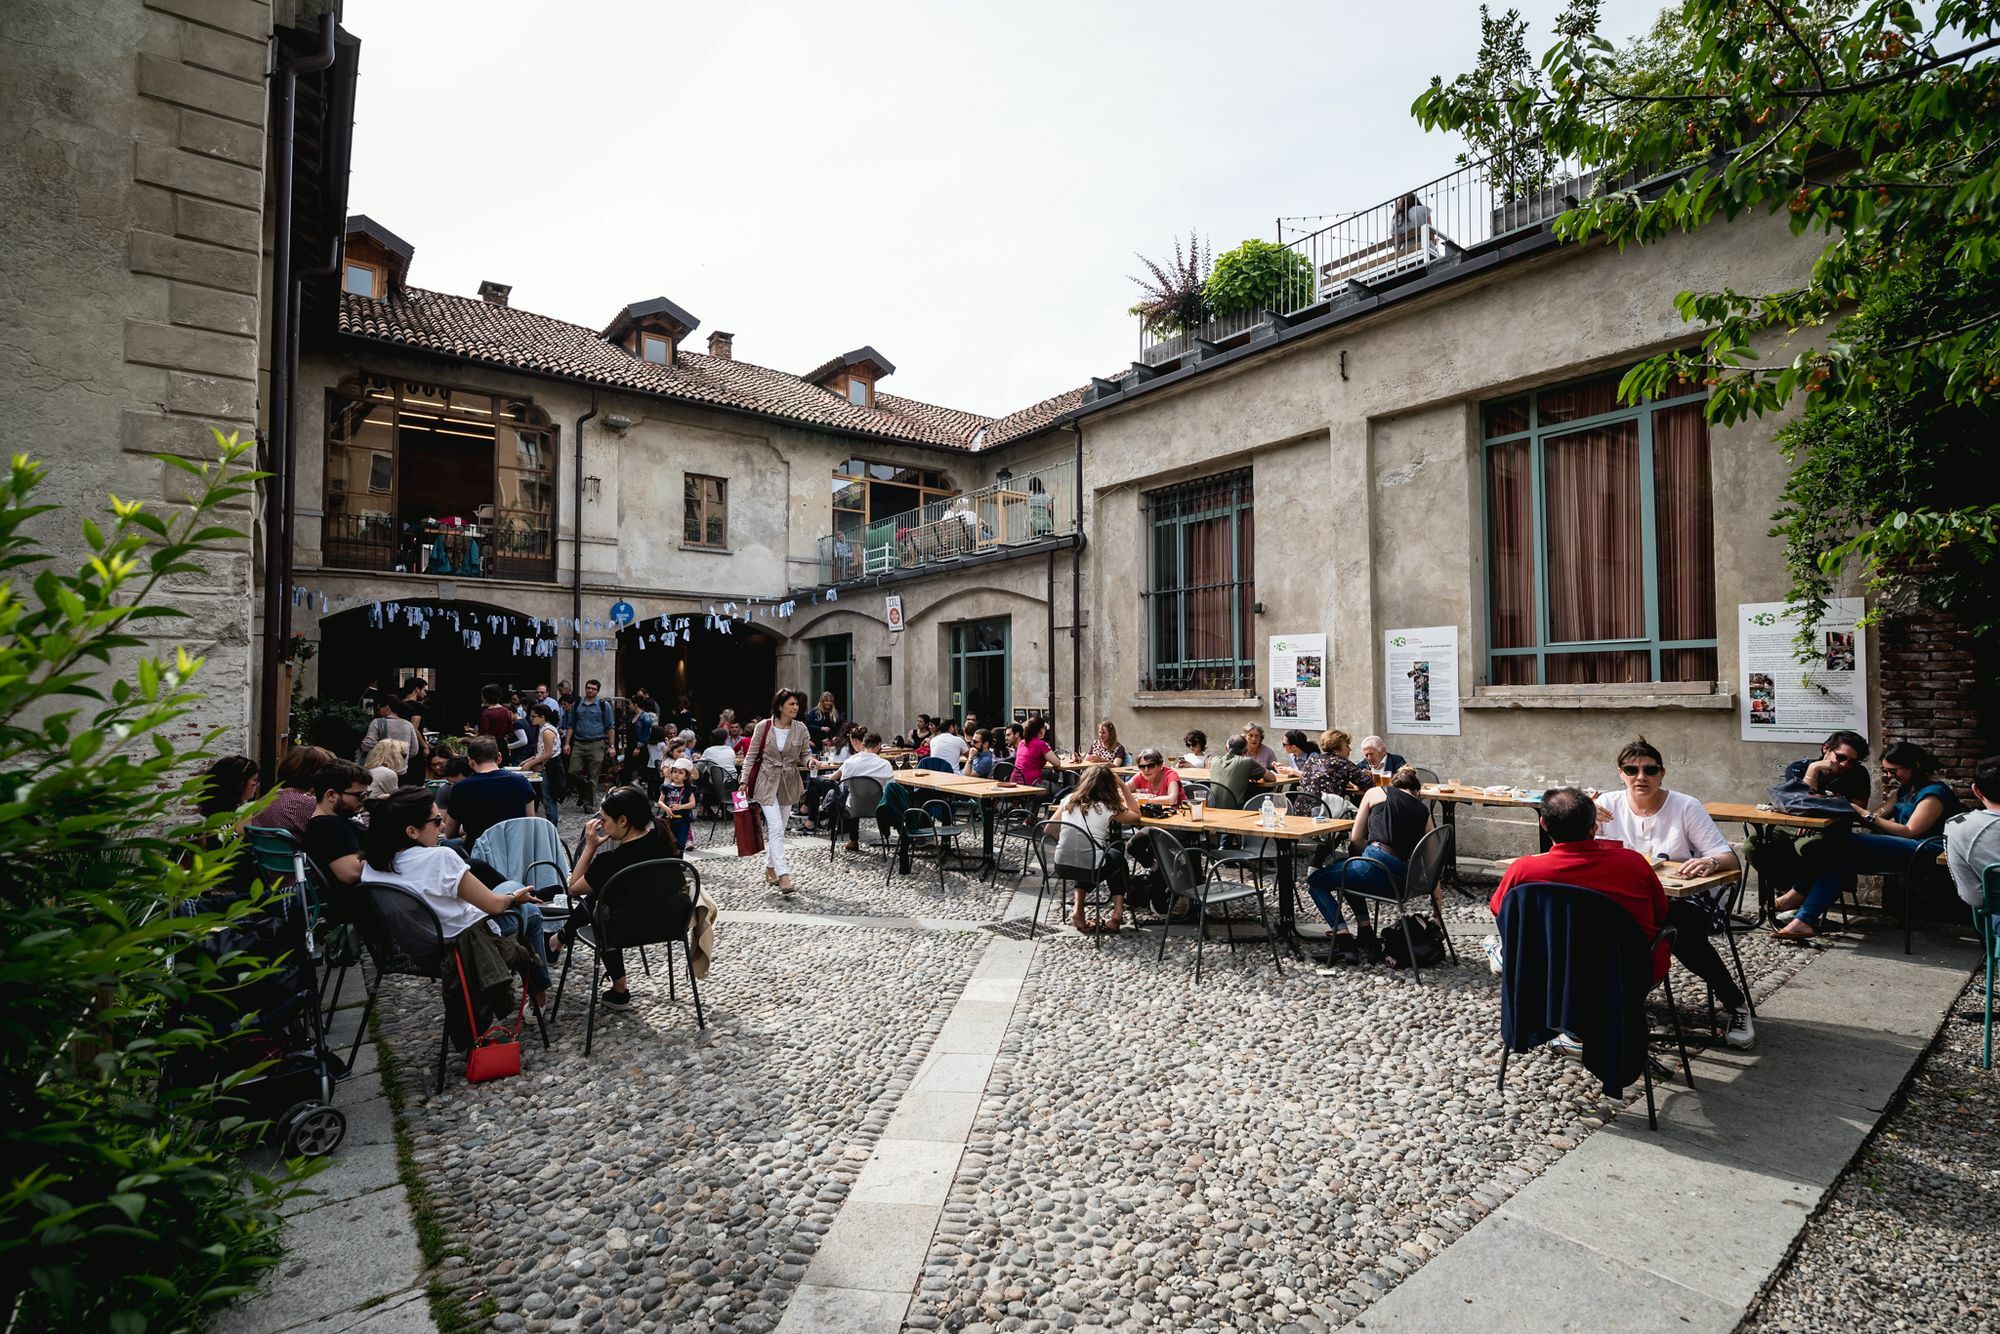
{"left": 1141, "top": 469, "right": 1256, "bottom": 692}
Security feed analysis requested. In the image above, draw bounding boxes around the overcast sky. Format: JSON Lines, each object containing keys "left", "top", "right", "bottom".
{"left": 343, "top": 1, "right": 1661, "bottom": 417}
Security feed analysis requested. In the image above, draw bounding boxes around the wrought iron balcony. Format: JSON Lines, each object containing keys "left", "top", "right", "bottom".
{"left": 815, "top": 459, "right": 1077, "bottom": 586}
{"left": 319, "top": 510, "right": 556, "bottom": 581}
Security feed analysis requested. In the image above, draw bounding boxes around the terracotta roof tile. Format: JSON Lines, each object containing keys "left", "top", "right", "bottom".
{"left": 336, "top": 287, "right": 1080, "bottom": 452}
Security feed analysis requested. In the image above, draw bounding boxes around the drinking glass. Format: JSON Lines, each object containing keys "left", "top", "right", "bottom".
{"left": 1190, "top": 794, "right": 1206, "bottom": 822}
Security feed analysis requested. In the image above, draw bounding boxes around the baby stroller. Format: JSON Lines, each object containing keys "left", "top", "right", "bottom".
{"left": 170, "top": 844, "right": 348, "bottom": 1158}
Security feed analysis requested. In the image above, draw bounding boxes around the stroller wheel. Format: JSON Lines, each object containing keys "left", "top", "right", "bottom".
{"left": 283, "top": 1103, "right": 347, "bottom": 1158}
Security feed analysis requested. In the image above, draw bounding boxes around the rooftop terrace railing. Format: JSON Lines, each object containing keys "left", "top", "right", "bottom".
{"left": 1138, "top": 141, "right": 1627, "bottom": 364}
{"left": 815, "top": 458, "right": 1077, "bottom": 586}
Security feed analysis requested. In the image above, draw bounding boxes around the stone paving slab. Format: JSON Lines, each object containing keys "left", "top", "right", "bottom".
{"left": 1355, "top": 931, "right": 1978, "bottom": 1331}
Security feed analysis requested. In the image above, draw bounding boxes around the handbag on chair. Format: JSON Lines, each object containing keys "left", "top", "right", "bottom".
{"left": 734, "top": 720, "right": 770, "bottom": 858}
{"left": 455, "top": 954, "right": 527, "bottom": 1083}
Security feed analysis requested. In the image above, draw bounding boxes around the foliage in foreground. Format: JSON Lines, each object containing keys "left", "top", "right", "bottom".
{"left": 1415, "top": 0, "right": 2000, "bottom": 641}
{"left": 0, "top": 433, "right": 314, "bottom": 1331}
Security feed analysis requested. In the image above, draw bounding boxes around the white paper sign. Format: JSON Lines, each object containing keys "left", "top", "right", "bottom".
{"left": 1738, "top": 598, "right": 1867, "bottom": 742}
{"left": 885, "top": 594, "right": 904, "bottom": 633}
{"left": 1384, "top": 625, "right": 1461, "bottom": 736}
{"left": 1267, "top": 634, "right": 1327, "bottom": 730}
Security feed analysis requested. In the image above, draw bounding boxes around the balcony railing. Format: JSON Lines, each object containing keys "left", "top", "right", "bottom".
{"left": 320, "top": 511, "right": 556, "bottom": 581}
{"left": 1138, "top": 140, "right": 1627, "bottom": 364}
{"left": 815, "top": 459, "right": 1077, "bottom": 586}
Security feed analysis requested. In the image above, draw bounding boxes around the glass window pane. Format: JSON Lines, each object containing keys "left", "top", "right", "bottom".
{"left": 1661, "top": 646, "right": 1718, "bottom": 683}
{"left": 1492, "top": 655, "right": 1539, "bottom": 686}
{"left": 1538, "top": 372, "right": 1622, "bottom": 424}
{"left": 1485, "top": 439, "right": 1535, "bottom": 650}
{"left": 1542, "top": 421, "right": 1645, "bottom": 643}
{"left": 1484, "top": 395, "right": 1529, "bottom": 437}
{"left": 343, "top": 264, "right": 374, "bottom": 296}
{"left": 1652, "top": 403, "right": 1716, "bottom": 642}
{"left": 848, "top": 380, "right": 868, "bottom": 406}
{"left": 1545, "top": 650, "right": 1649, "bottom": 685}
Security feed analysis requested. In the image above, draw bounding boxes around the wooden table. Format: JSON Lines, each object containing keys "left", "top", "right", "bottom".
{"left": 1420, "top": 785, "right": 1560, "bottom": 886}
{"left": 1138, "top": 808, "right": 1352, "bottom": 952}
{"left": 892, "top": 770, "right": 1046, "bottom": 873}
{"left": 1705, "top": 802, "right": 1840, "bottom": 925}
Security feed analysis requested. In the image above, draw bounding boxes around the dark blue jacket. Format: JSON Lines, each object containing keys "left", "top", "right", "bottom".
{"left": 1498, "top": 882, "right": 1656, "bottom": 1096}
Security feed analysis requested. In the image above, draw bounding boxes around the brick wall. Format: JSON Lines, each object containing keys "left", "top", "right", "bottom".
{"left": 1878, "top": 611, "right": 1996, "bottom": 792}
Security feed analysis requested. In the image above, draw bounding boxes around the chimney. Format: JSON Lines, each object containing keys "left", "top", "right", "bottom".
{"left": 707, "top": 330, "right": 734, "bottom": 360}
{"left": 478, "top": 280, "right": 512, "bottom": 306}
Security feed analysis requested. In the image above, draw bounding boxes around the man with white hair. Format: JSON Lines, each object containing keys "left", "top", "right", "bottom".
{"left": 1360, "top": 735, "right": 1406, "bottom": 775}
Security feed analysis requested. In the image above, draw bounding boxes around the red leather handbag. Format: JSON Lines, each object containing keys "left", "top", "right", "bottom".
{"left": 735, "top": 721, "right": 769, "bottom": 857}
{"left": 455, "top": 953, "right": 527, "bottom": 1083}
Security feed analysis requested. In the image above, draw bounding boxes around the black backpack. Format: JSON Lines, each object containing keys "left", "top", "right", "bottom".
{"left": 1382, "top": 915, "right": 1448, "bottom": 969}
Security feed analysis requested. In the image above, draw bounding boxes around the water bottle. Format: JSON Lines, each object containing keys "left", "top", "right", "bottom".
{"left": 1259, "top": 793, "right": 1278, "bottom": 829}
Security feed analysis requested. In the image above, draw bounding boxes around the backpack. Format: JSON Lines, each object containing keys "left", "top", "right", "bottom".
{"left": 1381, "top": 915, "right": 1448, "bottom": 970}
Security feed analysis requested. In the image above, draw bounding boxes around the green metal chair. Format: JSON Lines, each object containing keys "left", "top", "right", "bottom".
{"left": 1979, "top": 863, "right": 2000, "bottom": 1070}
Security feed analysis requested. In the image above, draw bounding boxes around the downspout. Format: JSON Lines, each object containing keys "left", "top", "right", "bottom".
{"left": 258, "top": 12, "right": 338, "bottom": 774}
{"left": 570, "top": 389, "right": 599, "bottom": 687}
{"left": 1069, "top": 422, "right": 1084, "bottom": 751}
{"left": 1046, "top": 549, "right": 1057, "bottom": 740}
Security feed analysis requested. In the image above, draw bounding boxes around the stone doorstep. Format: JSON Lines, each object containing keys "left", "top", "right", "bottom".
{"left": 1353, "top": 932, "right": 1978, "bottom": 1331}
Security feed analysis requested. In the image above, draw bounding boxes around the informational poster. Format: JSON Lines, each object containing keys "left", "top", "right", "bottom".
{"left": 885, "top": 594, "right": 904, "bottom": 633}
{"left": 1384, "top": 625, "right": 1461, "bottom": 736}
{"left": 1738, "top": 598, "right": 1867, "bottom": 742}
{"left": 1267, "top": 634, "right": 1327, "bottom": 730}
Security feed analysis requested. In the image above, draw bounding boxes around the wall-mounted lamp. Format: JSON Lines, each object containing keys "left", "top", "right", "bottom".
{"left": 583, "top": 475, "right": 602, "bottom": 502}
{"left": 603, "top": 414, "right": 635, "bottom": 431}
{"left": 995, "top": 466, "right": 1013, "bottom": 486}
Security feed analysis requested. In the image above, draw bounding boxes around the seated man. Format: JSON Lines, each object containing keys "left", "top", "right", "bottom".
{"left": 836, "top": 732, "right": 896, "bottom": 852}
{"left": 1360, "top": 735, "right": 1406, "bottom": 776}
{"left": 700, "top": 728, "right": 741, "bottom": 774}
{"left": 1947, "top": 754, "right": 2000, "bottom": 911}
{"left": 443, "top": 736, "right": 536, "bottom": 845}
{"left": 1786, "top": 728, "right": 1873, "bottom": 803}
{"left": 1489, "top": 787, "right": 1671, "bottom": 1052}
{"left": 300, "top": 759, "right": 372, "bottom": 887}
{"left": 1206, "top": 733, "right": 1265, "bottom": 811}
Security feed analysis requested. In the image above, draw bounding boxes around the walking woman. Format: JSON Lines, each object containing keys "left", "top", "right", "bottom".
{"left": 744, "top": 688, "right": 810, "bottom": 894}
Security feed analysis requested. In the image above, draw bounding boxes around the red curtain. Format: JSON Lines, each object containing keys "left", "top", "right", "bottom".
{"left": 1486, "top": 441, "right": 1535, "bottom": 650}
{"left": 1543, "top": 421, "right": 1644, "bottom": 645}
{"left": 1653, "top": 403, "right": 1717, "bottom": 679}
{"left": 1187, "top": 514, "right": 1231, "bottom": 663}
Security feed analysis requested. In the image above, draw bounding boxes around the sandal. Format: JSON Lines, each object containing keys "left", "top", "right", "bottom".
{"left": 1773, "top": 919, "right": 1817, "bottom": 940}
{"left": 778, "top": 874, "right": 794, "bottom": 895}
{"left": 765, "top": 867, "right": 778, "bottom": 886}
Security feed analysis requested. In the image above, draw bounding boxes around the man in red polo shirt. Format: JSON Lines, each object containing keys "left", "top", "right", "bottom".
{"left": 1489, "top": 786, "right": 1671, "bottom": 985}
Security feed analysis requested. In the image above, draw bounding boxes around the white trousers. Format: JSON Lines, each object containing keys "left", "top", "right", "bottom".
{"left": 760, "top": 800, "right": 788, "bottom": 876}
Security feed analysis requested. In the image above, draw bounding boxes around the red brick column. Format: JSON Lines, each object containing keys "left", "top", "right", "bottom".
{"left": 1878, "top": 611, "right": 1996, "bottom": 794}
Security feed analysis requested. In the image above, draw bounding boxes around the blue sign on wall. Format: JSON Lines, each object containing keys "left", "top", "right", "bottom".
{"left": 609, "top": 600, "right": 636, "bottom": 626}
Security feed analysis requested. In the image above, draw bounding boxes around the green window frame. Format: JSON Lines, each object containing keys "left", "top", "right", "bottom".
{"left": 808, "top": 633, "right": 851, "bottom": 714}
{"left": 1141, "top": 468, "right": 1256, "bottom": 693}
{"left": 1481, "top": 368, "right": 1718, "bottom": 686}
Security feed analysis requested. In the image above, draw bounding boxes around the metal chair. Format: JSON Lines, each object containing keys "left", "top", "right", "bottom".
{"left": 831, "top": 776, "right": 886, "bottom": 858}
{"left": 891, "top": 801, "right": 966, "bottom": 891}
{"left": 989, "top": 760, "right": 1016, "bottom": 784}
{"left": 1029, "top": 817, "right": 1124, "bottom": 945}
{"left": 992, "top": 801, "right": 1050, "bottom": 884}
{"left": 1322, "top": 825, "right": 1459, "bottom": 982}
{"left": 1879, "top": 835, "right": 1950, "bottom": 954}
{"left": 1138, "top": 826, "right": 1283, "bottom": 983}
{"left": 1978, "top": 863, "right": 2000, "bottom": 1069}
{"left": 551, "top": 859, "right": 704, "bottom": 1055}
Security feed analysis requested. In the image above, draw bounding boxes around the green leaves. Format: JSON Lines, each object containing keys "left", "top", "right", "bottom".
{"left": 1206, "top": 238, "right": 1317, "bottom": 318}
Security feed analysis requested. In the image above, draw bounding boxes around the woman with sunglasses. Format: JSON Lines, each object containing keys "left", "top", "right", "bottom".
{"left": 359, "top": 786, "right": 552, "bottom": 1006}
{"left": 1125, "top": 747, "right": 1182, "bottom": 803}
{"left": 1593, "top": 738, "right": 1754, "bottom": 1047}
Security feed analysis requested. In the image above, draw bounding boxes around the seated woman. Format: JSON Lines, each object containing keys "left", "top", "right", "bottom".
{"left": 1180, "top": 729, "right": 1209, "bottom": 769}
{"left": 558, "top": 786, "right": 689, "bottom": 1008}
{"left": 1593, "top": 736, "right": 1755, "bottom": 1048}
{"left": 1775, "top": 740, "right": 1956, "bottom": 940}
{"left": 264, "top": 744, "right": 334, "bottom": 836}
{"left": 362, "top": 738, "right": 409, "bottom": 799}
{"left": 359, "top": 786, "right": 551, "bottom": 1005}
{"left": 1012, "top": 715, "right": 1054, "bottom": 787}
{"left": 1243, "top": 724, "right": 1278, "bottom": 769}
{"left": 1126, "top": 748, "right": 1183, "bottom": 804}
{"left": 1297, "top": 730, "right": 1373, "bottom": 814}
{"left": 1086, "top": 719, "right": 1129, "bottom": 765}
{"left": 1305, "top": 767, "right": 1431, "bottom": 963}
{"left": 1054, "top": 763, "right": 1142, "bottom": 933}
{"left": 1278, "top": 730, "right": 1320, "bottom": 772}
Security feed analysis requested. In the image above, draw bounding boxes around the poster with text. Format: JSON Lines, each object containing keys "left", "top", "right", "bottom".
{"left": 1738, "top": 598, "right": 1867, "bottom": 742}
{"left": 1384, "top": 625, "right": 1461, "bottom": 736}
{"left": 1267, "top": 634, "right": 1327, "bottom": 730}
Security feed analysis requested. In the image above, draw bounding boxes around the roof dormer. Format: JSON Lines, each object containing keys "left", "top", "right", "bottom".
{"left": 805, "top": 346, "right": 896, "bottom": 409}
{"left": 341, "top": 214, "right": 414, "bottom": 300}
{"left": 602, "top": 296, "right": 700, "bottom": 366}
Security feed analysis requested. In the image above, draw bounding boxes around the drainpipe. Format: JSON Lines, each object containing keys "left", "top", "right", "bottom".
{"left": 1068, "top": 422, "right": 1084, "bottom": 751}
{"left": 257, "top": 12, "right": 338, "bottom": 776}
{"left": 1046, "top": 549, "right": 1057, "bottom": 741}
{"left": 570, "top": 389, "right": 598, "bottom": 687}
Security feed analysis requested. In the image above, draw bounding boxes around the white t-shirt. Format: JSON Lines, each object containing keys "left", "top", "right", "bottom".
{"left": 1946, "top": 808, "right": 2000, "bottom": 908}
{"left": 700, "top": 744, "right": 740, "bottom": 770}
{"left": 1055, "top": 801, "right": 1117, "bottom": 868}
{"left": 839, "top": 752, "right": 896, "bottom": 783}
{"left": 929, "top": 733, "right": 969, "bottom": 769}
{"left": 1597, "top": 788, "right": 1731, "bottom": 862}
{"left": 1181, "top": 752, "right": 1207, "bottom": 768}
{"left": 360, "top": 844, "right": 489, "bottom": 940}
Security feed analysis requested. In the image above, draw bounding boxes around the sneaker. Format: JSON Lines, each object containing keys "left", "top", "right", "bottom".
{"left": 600, "top": 988, "right": 631, "bottom": 1007}
{"left": 1724, "top": 1010, "right": 1756, "bottom": 1050}
{"left": 1481, "top": 935, "right": 1504, "bottom": 976}
{"left": 1547, "top": 1033, "right": 1584, "bottom": 1059}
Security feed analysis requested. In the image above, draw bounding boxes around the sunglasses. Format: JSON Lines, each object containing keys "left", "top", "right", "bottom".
{"left": 343, "top": 788, "right": 370, "bottom": 799}
{"left": 1828, "top": 751, "right": 1859, "bottom": 764}
{"left": 1621, "top": 764, "right": 1663, "bottom": 777}
{"left": 423, "top": 815, "right": 446, "bottom": 827}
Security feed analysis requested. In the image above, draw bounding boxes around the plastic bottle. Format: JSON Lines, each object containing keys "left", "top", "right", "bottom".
{"left": 1259, "top": 793, "right": 1278, "bottom": 829}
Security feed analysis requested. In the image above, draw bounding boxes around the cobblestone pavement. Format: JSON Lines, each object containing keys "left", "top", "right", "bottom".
{"left": 1748, "top": 976, "right": 2000, "bottom": 1333}
{"left": 373, "top": 845, "right": 1834, "bottom": 1333}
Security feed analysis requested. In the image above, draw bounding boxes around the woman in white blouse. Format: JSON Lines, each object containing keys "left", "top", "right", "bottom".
{"left": 1594, "top": 737, "right": 1755, "bottom": 1049}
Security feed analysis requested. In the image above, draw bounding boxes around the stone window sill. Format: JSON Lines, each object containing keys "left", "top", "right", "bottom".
{"left": 1130, "top": 693, "right": 1263, "bottom": 710}
{"left": 1464, "top": 683, "right": 1735, "bottom": 711}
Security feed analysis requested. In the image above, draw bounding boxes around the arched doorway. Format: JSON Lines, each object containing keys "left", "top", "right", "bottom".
{"left": 314, "top": 599, "right": 558, "bottom": 735}
{"left": 618, "top": 619, "right": 779, "bottom": 734}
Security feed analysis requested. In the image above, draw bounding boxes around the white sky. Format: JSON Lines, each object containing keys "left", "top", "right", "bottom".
{"left": 342, "top": 1, "right": 1661, "bottom": 417}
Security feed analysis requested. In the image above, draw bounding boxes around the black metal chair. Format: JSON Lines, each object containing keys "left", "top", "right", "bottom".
{"left": 892, "top": 801, "right": 967, "bottom": 891}
{"left": 989, "top": 760, "right": 1016, "bottom": 784}
{"left": 1495, "top": 881, "right": 1694, "bottom": 1130}
{"left": 550, "top": 859, "right": 704, "bottom": 1056}
{"left": 1319, "top": 825, "right": 1460, "bottom": 982}
{"left": 992, "top": 800, "right": 1051, "bottom": 884}
{"left": 351, "top": 884, "right": 550, "bottom": 1092}
{"left": 831, "top": 776, "right": 886, "bottom": 858}
{"left": 1137, "top": 826, "right": 1283, "bottom": 983}
{"left": 1029, "top": 817, "right": 1125, "bottom": 945}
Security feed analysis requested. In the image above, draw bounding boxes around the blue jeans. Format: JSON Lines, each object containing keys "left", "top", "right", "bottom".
{"left": 1306, "top": 845, "right": 1407, "bottom": 934}
{"left": 537, "top": 773, "right": 560, "bottom": 824}
{"left": 496, "top": 900, "right": 551, "bottom": 992}
{"left": 1792, "top": 830, "right": 1940, "bottom": 927}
